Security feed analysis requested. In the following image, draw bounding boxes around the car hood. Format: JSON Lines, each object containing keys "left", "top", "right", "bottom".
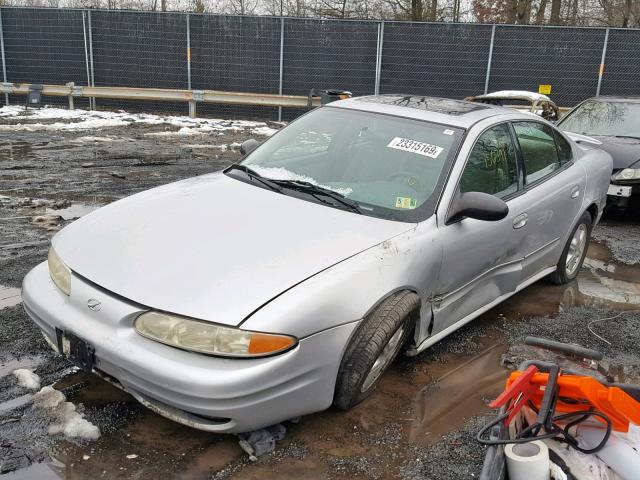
{"left": 589, "top": 136, "right": 640, "bottom": 170}
{"left": 53, "top": 173, "right": 413, "bottom": 327}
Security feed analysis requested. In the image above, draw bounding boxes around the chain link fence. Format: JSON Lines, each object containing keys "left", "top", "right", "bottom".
{"left": 381, "top": 22, "right": 494, "bottom": 99}
{"left": 489, "top": 25, "right": 606, "bottom": 106}
{"left": 1, "top": 7, "right": 639, "bottom": 120}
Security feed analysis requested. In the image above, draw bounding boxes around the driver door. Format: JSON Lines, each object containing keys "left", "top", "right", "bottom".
{"left": 432, "top": 123, "right": 528, "bottom": 334}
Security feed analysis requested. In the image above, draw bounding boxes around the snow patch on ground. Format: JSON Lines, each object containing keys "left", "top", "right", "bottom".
{"left": 71, "top": 136, "right": 116, "bottom": 143}
{"left": 32, "top": 386, "right": 101, "bottom": 440}
{"left": 13, "top": 368, "right": 41, "bottom": 390}
{"left": 1, "top": 284, "right": 22, "bottom": 310}
{"left": 251, "top": 126, "right": 279, "bottom": 137}
{"left": 0, "top": 105, "right": 280, "bottom": 136}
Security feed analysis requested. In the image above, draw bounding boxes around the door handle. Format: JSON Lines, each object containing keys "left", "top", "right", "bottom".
{"left": 513, "top": 213, "right": 528, "bottom": 229}
{"left": 570, "top": 185, "right": 580, "bottom": 199}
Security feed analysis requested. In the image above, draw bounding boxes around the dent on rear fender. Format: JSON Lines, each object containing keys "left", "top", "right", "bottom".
{"left": 241, "top": 219, "right": 442, "bottom": 340}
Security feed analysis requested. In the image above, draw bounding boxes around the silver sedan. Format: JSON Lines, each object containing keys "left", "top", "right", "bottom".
{"left": 22, "top": 96, "right": 612, "bottom": 433}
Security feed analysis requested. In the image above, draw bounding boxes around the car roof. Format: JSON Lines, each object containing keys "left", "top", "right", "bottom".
{"left": 330, "top": 95, "right": 516, "bottom": 129}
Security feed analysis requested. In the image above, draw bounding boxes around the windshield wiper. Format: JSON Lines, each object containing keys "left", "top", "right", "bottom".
{"left": 224, "top": 164, "right": 282, "bottom": 193}
{"left": 271, "top": 179, "right": 363, "bottom": 214}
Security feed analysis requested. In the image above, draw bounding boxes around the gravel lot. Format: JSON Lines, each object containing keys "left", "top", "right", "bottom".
{"left": 1, "top": 105, "right": 639, "bottom": 479}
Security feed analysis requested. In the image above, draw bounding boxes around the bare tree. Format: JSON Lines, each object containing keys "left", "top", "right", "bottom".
{"left": 549, "top": 0, "right": 562, "bottom": 23}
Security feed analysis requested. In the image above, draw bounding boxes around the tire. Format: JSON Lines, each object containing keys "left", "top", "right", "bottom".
{"left": 333, "top": 291, "right": 420, "bottom": 411}
{"left": 547, "top": 211, "right": 593, "bottom": 285}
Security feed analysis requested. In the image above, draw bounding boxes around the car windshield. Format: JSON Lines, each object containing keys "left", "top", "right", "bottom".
{"left": 237, "top": 107, "right": 463, "bottom": 221}
{"left": 559, "top": 100, "right": 640, "bottom": 138}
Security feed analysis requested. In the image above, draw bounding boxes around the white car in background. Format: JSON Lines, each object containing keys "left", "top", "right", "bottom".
{"left": 466, "top": 90, "right": 560, "bottom": 121}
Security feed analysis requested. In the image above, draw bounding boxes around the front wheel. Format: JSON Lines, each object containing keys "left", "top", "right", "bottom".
{"left": 333, "top": 291, "right": 419, "bottom": 410}
{"left": 548, "top": 211, "right": 592, "bottom": 285}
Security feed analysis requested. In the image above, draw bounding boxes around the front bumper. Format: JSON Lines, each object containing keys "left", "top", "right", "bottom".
{"left": 22, "top": 261, "right": 358, "bottom": 433}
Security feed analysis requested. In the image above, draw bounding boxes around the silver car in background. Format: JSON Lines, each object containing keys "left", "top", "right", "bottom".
{"left": 22, "top": 96, "right": 612, "bottom": 433}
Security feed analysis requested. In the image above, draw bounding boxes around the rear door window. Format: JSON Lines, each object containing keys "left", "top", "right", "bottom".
{"left": 459, "top": 123, "right": 519, "bottom": 199}
{"left": 513, "top": 122, "right": 561, "bottom": 184}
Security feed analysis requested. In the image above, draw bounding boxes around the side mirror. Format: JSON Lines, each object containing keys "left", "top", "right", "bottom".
{"left": 240, "top": 139, "right": 259, "bottom": 155}
{"left": 447, "top": 192, "right": 508, "bottom": 224}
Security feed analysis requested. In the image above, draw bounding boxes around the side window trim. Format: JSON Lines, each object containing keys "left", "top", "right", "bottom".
{"left": 507, "top": 122, "right": 525, "bottom": 194}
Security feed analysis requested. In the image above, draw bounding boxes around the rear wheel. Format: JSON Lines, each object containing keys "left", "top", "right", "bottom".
{"left": 333, "top": 291, "right": 420, "bottom": 410}
{"left": 548, "top": 211, "right": 592, "bottom": 285}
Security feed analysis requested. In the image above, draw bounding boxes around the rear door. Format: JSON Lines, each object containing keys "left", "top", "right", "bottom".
{"left": 511, "top": 121, "right": 584, "bottom": 280}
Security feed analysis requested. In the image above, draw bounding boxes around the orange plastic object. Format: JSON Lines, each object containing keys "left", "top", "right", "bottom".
{"left": 489, "top": 365, "right": 540, "bottom": 425}
{"left": 506, "top": 371, "right": 640, "bottom": 432}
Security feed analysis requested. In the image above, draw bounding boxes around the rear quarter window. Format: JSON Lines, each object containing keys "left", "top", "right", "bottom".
{"left": 553, "top": 130, "right": 573, "bottom": 165}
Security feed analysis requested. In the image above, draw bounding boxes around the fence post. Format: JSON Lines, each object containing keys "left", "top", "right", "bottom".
{"left": 87, "top": 10, "right": 95, "bottom": 110}
{"left": 187, "top": 14, "right": 195, "bottom": 117}
{"left": 596, "top": 28, "right": 609, "bottom": 97}
{"left": 484, "top": 24, "right": 496, "bottom": 95}
{"left": 82, "top": 11, "right": 91, "bottom": 107}
{"left": 278, "top": 16, "right": 284, "bottom": 122}
{"left": 374, "top": 21, "right": 384, "bottom": 96}
{"left": 186, "top": 13, "right": 192, "bottom": 90}
{"left": 0, "top": 8, "right": 8, "bottom": 106}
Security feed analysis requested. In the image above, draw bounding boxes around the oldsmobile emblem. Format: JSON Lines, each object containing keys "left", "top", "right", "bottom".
{"left": 87, "top": 298, "right": 102, "bottom": 311}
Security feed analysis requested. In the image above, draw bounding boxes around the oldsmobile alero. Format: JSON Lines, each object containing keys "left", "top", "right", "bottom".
{"left": 22, "top": 96, "right": 613, "bottom": 433}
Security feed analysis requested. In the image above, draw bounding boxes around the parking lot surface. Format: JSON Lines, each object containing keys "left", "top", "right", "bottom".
{"left": 1, "top": 107, "right": 639, "bottom": 479}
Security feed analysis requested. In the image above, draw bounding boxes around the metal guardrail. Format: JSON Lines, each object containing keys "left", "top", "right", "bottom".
{"left": 1, "top": 81, "right": 571, "bottom": 118}
{"left": 1, "top": 82, "right": 321, "bottom": 117}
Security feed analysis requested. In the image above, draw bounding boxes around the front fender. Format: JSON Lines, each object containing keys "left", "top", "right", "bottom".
{"left": 241, "top": 216, "right": 443, "bottom": 341}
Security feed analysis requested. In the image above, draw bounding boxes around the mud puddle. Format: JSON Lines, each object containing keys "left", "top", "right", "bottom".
{"left": 1, "top": 460, "right": 63, "bottom": 479}
{"left": 407, "top": 340, "right": 507, "bottom": 444}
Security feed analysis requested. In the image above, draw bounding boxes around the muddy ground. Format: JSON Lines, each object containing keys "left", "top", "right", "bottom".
{"left": 1, "top": 106, "right": 639, "bottom": 480}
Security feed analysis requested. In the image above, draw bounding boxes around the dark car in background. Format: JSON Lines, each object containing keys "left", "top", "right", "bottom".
{"left": 558, "top": 97, "right": 640, "bottom": 207}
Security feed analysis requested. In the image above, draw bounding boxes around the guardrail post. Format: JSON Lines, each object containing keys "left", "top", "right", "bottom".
{"left": 374, "top": 21, "right": 384, "bottom": 96}
{"left": 66, "top": 82, "right": 75, "bottom": 109}
{"left": 190, "top": 89, "right": 203, "bottom": 118}
{"left": 484, "top": 24, "right": 496, "bottom": 95}
{"left": 596, "top": 28, "right": 609, "bottom": 97}
{"left": 0, "top": 8, "right": 8, "bottom": 106}
{"left": 278, "top": 16, "right": 284, "bottom": 122}
{"left": 186, "top": 13, "right": 192, "bottom": 91}
{"left": 87, "top": 10, "right": 96, "bottom": 110}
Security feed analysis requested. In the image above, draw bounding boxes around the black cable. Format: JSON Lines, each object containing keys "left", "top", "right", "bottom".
{"left": 477, "top": 408, "right": 613, "bottom": 455}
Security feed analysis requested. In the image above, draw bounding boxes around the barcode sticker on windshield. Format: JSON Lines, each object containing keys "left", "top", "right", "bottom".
{"left": 387, "top": 137, "right": 444, "bottom": 159}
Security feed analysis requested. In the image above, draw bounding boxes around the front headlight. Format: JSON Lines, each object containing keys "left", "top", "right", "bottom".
{"left": 134, "top": 311, "right": 297, "bottom": 358}
{"left": 48, "top": 247, "right": 71, "bottom": 295}
{"left": 613, "top": 168, "right": 640, "bottom": 181}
